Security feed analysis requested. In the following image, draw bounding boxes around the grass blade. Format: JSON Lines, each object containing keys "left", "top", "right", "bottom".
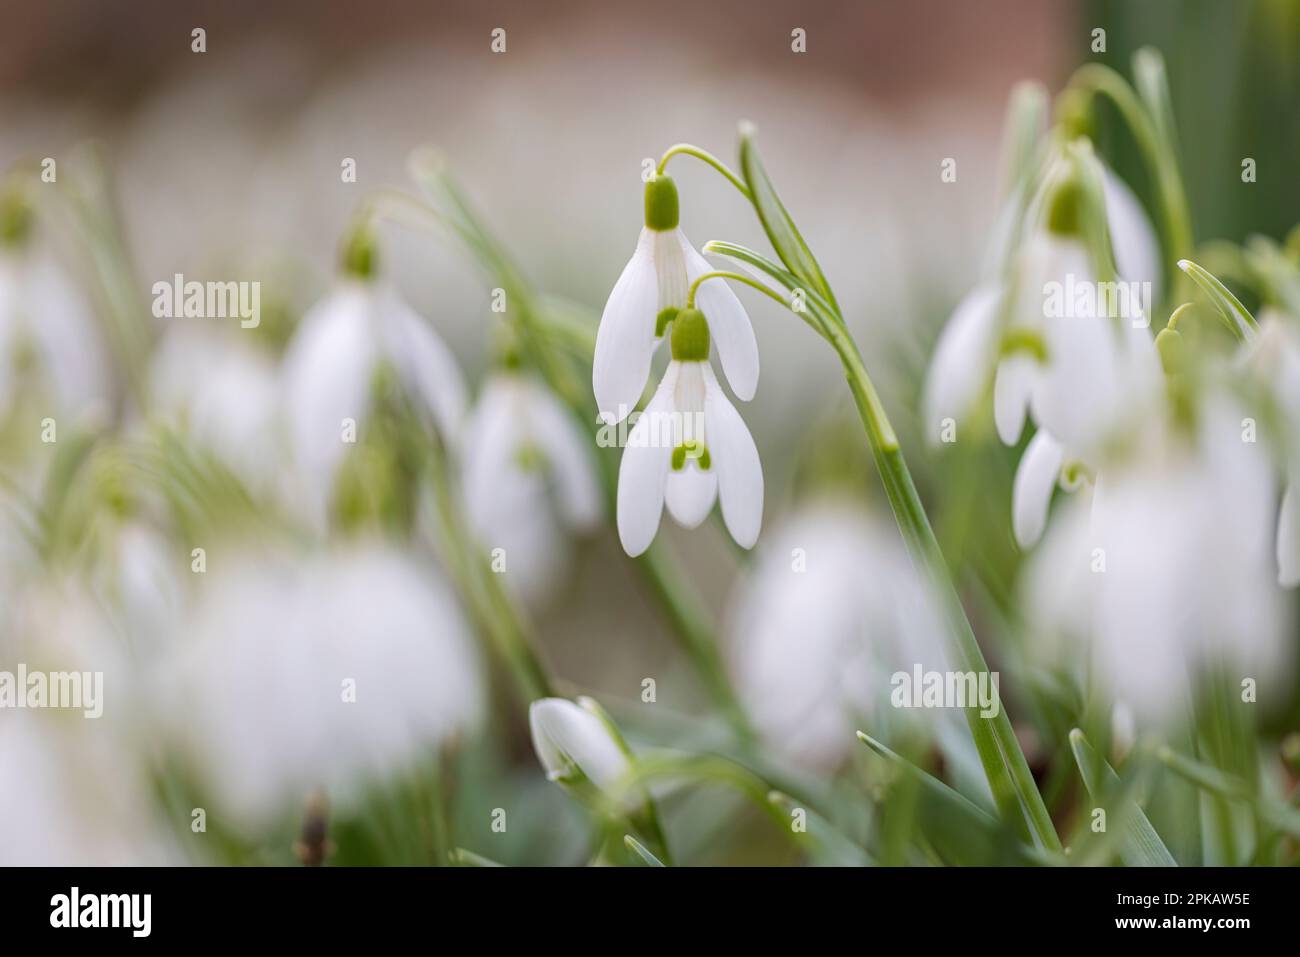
{"left": 1069, "top": 729, "right": 1176, "bottom": 866}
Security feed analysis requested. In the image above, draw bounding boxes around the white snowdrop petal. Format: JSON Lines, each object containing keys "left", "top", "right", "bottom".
{"left": 664, "top": 463, "right": 718, "bottom": 528}
{"left": 703, "top": 366, "right": 763, "bottom": 548}
{"left": 525, "top": 379, "right": 604, "bottom": 530}
{"left": 281, "top": 285, "right": 378, "bottom": 514}
{"left": 377, "top": 288, "right": 468, "bottom": 444}
{"left": 461, "top": 377, "right": 524, "bottom": 537}
{"left": 683, "top": 238, "right": 760, "bottom": 400}
{"left": 616, "top": 365, "right": 677, "bottom": 556}
{"left": 594, "top": 229, "right": 658, "bottom": 424}
{"left": 923, "top": 284, "right": 1001, "bottom": 443}
{"left": 1278, "top": 482, "right": 1300, "bottom": 588}
{"left": 1103, "top": 166, "right": 1161, "bottom": 293}
{"left": 1012, "top": 429, "right": 1064, "bottom": 548}
{"left": 993, "top": 354, "right": 1035, "bottom": 446}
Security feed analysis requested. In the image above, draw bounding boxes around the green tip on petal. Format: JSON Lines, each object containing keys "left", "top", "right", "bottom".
{"left": 341, "top": 226, "right": 377, "bottom": 280}
{"left": 1044, "top": 177, "right": 1082, "bottom": 237}
{"left": 644, "top": 174, "right": 679, "bottom": 231}
{"left": 670, "top": 307, "right": 710, "bottom": 361}
{"left": 671, "top": 441, "right": 710, "bottom": 471}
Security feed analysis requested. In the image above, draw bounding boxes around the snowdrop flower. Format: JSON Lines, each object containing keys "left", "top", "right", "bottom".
{"left": 281, "top": 243, "right": 467, "bottom": 524}
{"left": 726, "top": 504, "right": 976, "bottom": 776}
{"left": 924, "top": 167, "right": 1159, "bottom": 446}
{"left": 594, "top": 173, "right": 759, "bottom": 423}
{"left": 461, "top": 369, "right": 602, "bottom": 604}
{"left": 159, "top": 543, "right": 484, "bottom": 832}
{"left": 0, "top": 572, "right": 179, "bottom": 864}
{"left": 0, "top": 194, "right": 111, "bottom": 423}
{"left": 924, "top": 168, "right": 1162, "bottom": 548}
{"left": 616, "top": 308, "right": 762, "bottom": 556}
{"left": 529, "top": 696, "right": 631, "bottom": 796}
{"left": 1021, "top": 397, "right": 1291, "bottom": 725}
{"left": 148, "top": 328, "right": 282, "bottom": 494}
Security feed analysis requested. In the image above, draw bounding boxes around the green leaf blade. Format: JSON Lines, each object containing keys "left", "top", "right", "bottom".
{"left": 737, "top": 124, "right": 840, "bottom": 316}
{"left": 1069, "top": 729, "right": 1177, "bottom": 867}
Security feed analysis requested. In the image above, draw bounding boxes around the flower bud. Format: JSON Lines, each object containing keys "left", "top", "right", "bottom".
{"left": 529, "top": 697, "right": 630, "bottom": 794}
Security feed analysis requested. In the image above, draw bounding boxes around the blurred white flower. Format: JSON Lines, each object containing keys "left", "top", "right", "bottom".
{"left": 0, "top": 218, "right": 111, "bottom": 423}
{"left": 616, "top": 309, "right": 761, "bottom": 556}
{"left": 529, "top": 696, "right": 630, "bottom": 794}
{"left": 1238, "top": 311, "right": 1300, "bottom": 586}
{"left": 281, "top": 279, "right": 467, "bottom": 524}
{"left": 0, "top": 573, "right": 178, "bottom": 865}
{"left": 924, "top": 164, "right": 1162, "bottom": 549}
{"left": 148, "top": 328, "right": 282, "bottom": 493}
{"left": 159, "top": 542, "right": 484, "bottom": 832}
{"left": 1021, "top": 398, "right": 1291, "bottom": 725}
{"left": 462, "top": 371, "right": 602, "bottom": 604}
{"left": 594, "top": 174, "right": 758, "bottom": 424}
{"left": 924, "top": 166, "right": 1159, "bottom": 445}
{"left": 726, "top": 503, "right": 952, "bottom": 770}
{"left": 0, "top": 714, "right": 179, "bottom": 865}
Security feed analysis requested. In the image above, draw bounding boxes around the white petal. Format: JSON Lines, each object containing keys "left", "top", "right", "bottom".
{"left": 1103, "top": 166, "right": 1161, "bottom": 294}
{"left": 594, "top": 229, "right": 658, "bottom": 424}
{"left": 922, "top": 284, "right": 1001, "bottom": 443}
{"left": 1012, "top": 430, "right": 1064, "bottom": 548}
{"left": 703, "top": 366, "right": 763, "bottom": 548}
{"left": 1279, "top": 482, "right": 1300, "bottom": 588}
{"left": 377, "top": 288, "right": 468, "bottom": 444}
{"left": 524, "top": 378, "right": 603, "bottom": 530}
{"left": 281, "top": 285, "right": 377, "bottom": 514}
{"left": 460, "top": 378, "right": 565, "bottom": 605}
{"left": 683, "top": 236, "right": 760, "bottom": 400}
{"left": 529, "top": 698, "right": 629, "bottom": 793}
{"left": 993, "top": 354, "right": 1035, "bottom": 445}
{"left": 460, "top": 377, "right": 523, "bottom": 534}
{"left": 616, "top": 364, "right": 677, "bottom": 556}
{"left": 665, "top": 463, "right": 718, "bottom": 528}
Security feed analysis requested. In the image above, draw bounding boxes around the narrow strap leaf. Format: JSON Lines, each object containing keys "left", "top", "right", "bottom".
{"left": 1178, "top": 258, "right": 1258, "bottom": 342}
{"left": 737, "top": 124, "right": 840, "bottom": 315}
{"left": 1069, "top": 729, "right": 1177, "bottom": 866}
{"left": 623, "top": 835, "right": 667, "bottom": 867}
{"left": 857, "top": 732, "right": 1046, "bottom": 866}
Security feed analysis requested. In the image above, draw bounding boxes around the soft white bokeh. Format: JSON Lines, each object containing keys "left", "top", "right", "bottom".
{"left": 157, "top": 542, "right": 485, "bottom": 832}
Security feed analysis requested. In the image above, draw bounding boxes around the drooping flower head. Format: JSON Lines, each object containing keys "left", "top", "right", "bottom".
{"left": 924, "top": 154, "right": 1162, "bottom": 550}
{"left": 594, "top": 174, "right": 758, "bottom": 424}
{"left": 281, "top": 228, "right": 467, "bottom": 526}
{"left": 616, "top": 308, "right": 762, "bottom": 556}
{"left": 461, "top": 367, "right": 602, "bottom": 604}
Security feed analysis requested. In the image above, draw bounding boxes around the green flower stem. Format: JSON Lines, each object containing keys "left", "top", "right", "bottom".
{"left": 657, "top": 144, "right": 753, "bottom": 200}
{"left": 632, "top": 540, "right": 756, "bottom": 742}
{"left": 719, "top": 125, "right": 1063, "bottom": 850}
{"left": 1066, "top": 62, "right": 1195, "bottom": 278}
{"left": 425, "top": 436, "right": 552, "bottom": 704}
{"left": 616, "top": 752, "right": 804, "bottom": 848}
{"left": 402, "top": 159, "right": 757, "bottom": 741}
{"left": 831, "top": 327, "right": 1059, "bottom": 851}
